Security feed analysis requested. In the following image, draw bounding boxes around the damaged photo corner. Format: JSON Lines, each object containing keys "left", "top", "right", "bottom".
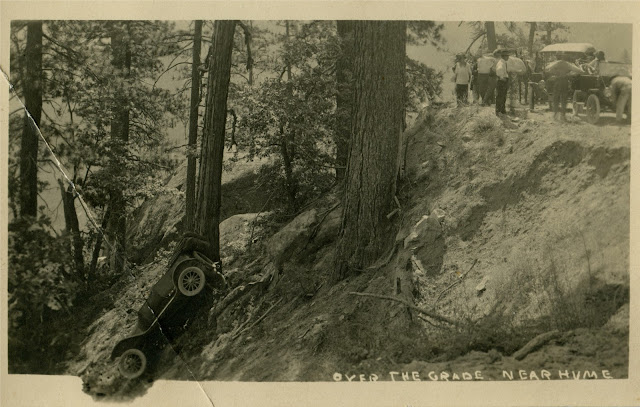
{"left": 1, "top": 1, "right": 638, "bottom": 406}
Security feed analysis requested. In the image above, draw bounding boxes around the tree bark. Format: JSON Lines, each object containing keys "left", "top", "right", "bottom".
{"left": 528, "top": 22, "right": 537, "bottom": 57}
{"left": 485, "top": 22, "right": 497, "bottom": 52}
{"left": 195, "top": 20, "right": 236, "bottom": 262}
{"left": 334, "top": 21, "right": 406, "bottom": 281}
{"left": 185, "top": 20, "right": 203, "bottom": 232}
{"left": 335, "top": 20, "right": 355, "bottom": 182}
{"left": 88, "top": 208, "right": 111, "bottom": 285}
{"left": 19, "top": 21, "right": 43, "bottom": 218}
{"left": 108, "top": 22, "right": 131, "bottom": 274}
{"left": 58, "top": 179, "right": 85, "bottom": 281}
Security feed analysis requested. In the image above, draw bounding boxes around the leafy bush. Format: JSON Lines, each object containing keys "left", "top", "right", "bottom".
{"left": 8, "top": 215, "right": 81, "bottom": 372}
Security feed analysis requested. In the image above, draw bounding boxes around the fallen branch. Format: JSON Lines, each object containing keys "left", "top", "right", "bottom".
{"left": 434, "top": 259, "right": 478, "bottom": 305}
{"left": 309, "top": 201, "right": 340, "bottom": 241}
{"left": 348, "top": 291, "right": 458, "bottom": 326}
{"left": 512, "top": 330, "right": 560, "bottom": 361}
{"left": 233, "top": 298, "right": 283, "bottom": 339}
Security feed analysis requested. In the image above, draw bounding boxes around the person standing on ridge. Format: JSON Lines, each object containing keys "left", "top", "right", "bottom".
{"left": 453, "top": 53, "right": 472, "bottom": 106}
{"left": 495, "top": 48, "right": 510, "bottom": 116}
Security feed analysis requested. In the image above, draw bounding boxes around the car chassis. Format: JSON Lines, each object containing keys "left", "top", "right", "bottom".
{"left": 110, "top": 247, "right": 226, "bottom": 379}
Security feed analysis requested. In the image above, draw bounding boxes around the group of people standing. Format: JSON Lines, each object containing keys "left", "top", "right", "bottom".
{"left": 452, "top": 48, "right": 515, "bottom": 117}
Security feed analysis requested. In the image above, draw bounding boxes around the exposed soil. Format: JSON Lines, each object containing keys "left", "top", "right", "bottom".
{"left": 69, "top": 105, "right": 630, "bottom": 400}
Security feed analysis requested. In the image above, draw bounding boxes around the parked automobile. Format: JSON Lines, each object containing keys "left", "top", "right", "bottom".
{"left": 571, "top": 61, "right": 632, "bottom": 124}
{"left": 528, "top": 43, "right": 596, "bottom": 110}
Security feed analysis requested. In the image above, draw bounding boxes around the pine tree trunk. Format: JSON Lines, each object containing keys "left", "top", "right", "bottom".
{"left": 335, "top": 20, "right": 354, "bottom": 182}
{"left": 58, "top": 179, "right": 85, "bottom": 281}
{"left": 485, "top": 22, "right": 497, "bottom": 52}
{"left": 334, "top": 21, "right": 406, "bottom": 280}
{"left": 19, "top": 21, "right": 43, "bottom": 218}
{"left": 195, "top": 20, "right": 236, "bottom": 262}
{"left": 108, "top": 22, "right": 131, "bottom": 274}
{"left": 88, "top": 208, "right": 110, "bottom": 285}
{"left": 528, "top": 22, "right": 537, "bottom": 57}
{"left": 185, "top": 20, "right": 203, "bottom": 232}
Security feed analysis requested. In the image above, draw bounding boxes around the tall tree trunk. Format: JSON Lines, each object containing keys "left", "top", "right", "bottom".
{"left": 88, "top": 208, "right": 111, "bottom": 286}
{"left": 334, "top": 21, "right": 406, "bottom": 281}
{"left": 485, "top": 21, "right": 497, "bottom": 52}
{"left": 335, "top": 20, "right": 354, "bottom": 182}
{"left": 281, "top": 20, "right": 298, "bottom": 210}
{"left": 19, "top": 21, "right": 43, "bottom": 218}
{"left": 249, "top": 21, "right": 254, "bottom": 85}
{"left": 195, "top": 20, "right": 236, "bottom": 262}
{"left": 185, "top": 20, "right": 203, "bottom": 232}
{"left": 57, "top": 179, "right": 85, "bottom": 281}
{"left": 108, "top": 22, "right": 131, "bottom": 274}
{"left": 528, "top": 22, "right": 537, "bottom": 57}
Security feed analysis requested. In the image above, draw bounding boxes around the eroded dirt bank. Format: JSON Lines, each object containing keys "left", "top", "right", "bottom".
{"left": 73, "top": 106, "right": 629, "bottom": 399}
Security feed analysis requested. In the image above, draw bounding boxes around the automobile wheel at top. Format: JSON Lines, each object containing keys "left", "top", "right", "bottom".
{"left": 118, "top": 348, "right": 147, "bottom": 379}
{"left": 585, "top": 94, "right": 600, "bottom": 124}
{"left": 177, "top": 266, "right": 206, "bottom": 296}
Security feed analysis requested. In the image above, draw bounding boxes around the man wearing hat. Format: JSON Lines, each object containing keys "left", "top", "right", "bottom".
{"left": 453, "top": 53, "right": 472, "bottom": 106}
{"left": 494, "top": 48, "right": 510, "bottom": 116}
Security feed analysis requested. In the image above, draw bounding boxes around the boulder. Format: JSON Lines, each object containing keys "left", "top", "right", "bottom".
{"left": 603, "top": 303, "right": 629, "bottom": 335}
{"left": 219, "top": 213, "right": 271, "bottom": 264}
{"left": 403, "top": 214, "right": 442, "bottom": 250}
{"left": 267, "top": 209, "right": 318, "bottom": 267}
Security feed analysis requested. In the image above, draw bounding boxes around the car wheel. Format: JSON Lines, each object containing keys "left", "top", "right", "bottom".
{"left": 119, "top": 348, "right": 147, "bottom": 379}
{"left": 178, "top": 266, "right": 206, "bottom": 296}
{"left": 586, "top": 94, "right": 600, "bottom": 124}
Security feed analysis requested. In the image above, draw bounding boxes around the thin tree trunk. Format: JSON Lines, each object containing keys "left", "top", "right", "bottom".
{"left": 528, "top": 22, "right": 537, "bottom": 57}
{"left": 334, "top": 21, "right": 406, "bottom": 281}
{"left": 108, "top": 22, "right": 131, "bottom": 274}
{"left": 185, "top": 20, "right": 203, "bottom": 232}
{"left": 58, "top": 179, "right": 85, "bottom": 281}
{"left": 88, "top": 208, "right": 111, "bottom": 285}
{"left": 485, "top": 22, "right": 497, "bottom": 52}
{"left": 195, "top": 20, "right": 236, "bottom": 262}
{"left": 281, "top": 20, "right": 297, "bottom": 210}
{"left": 19, "top": 21, "right": 43, "bottom": 218}
{"left": 279, "top": 125, "right": 297, "bottom": 211}
{"left": 335, "top": 20, "right": 354, "bottom": 182}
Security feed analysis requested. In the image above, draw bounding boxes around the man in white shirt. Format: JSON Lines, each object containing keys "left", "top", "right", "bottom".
{"left": 453, "top": 53, "right": 472, "bottom": 106}
{"left": 495, "top": 48, "right": 510, "bottom": 116}
{"left": 609, "top": 75, "right": 632, "bottom": 123}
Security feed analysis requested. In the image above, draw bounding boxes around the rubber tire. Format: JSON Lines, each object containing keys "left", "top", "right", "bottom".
{"left": 119, "top": 348, "right": 147, "bottom": 379}
{"left": 177, "top": 266, "right": 206, "bottom": 297}
{"left": 572, "top": 90, "right": 582, "bottom": 117}
{"left": 586, "top": 94, "right": 600, "bottom": 124}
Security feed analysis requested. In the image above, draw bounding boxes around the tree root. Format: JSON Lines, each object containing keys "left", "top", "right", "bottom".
{"left": 348, "top": 291, "right": 459, "bottom": 326}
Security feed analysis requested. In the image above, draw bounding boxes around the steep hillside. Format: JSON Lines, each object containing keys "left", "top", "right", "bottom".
{"left": 73, "top": 106, "right": 629, "bottom": 399}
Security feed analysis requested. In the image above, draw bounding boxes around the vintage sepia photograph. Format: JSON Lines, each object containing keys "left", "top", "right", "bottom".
{"left": 1, "top": 1, "right": 638, "bottom": 406}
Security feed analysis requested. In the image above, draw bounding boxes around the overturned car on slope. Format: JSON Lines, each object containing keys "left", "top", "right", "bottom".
{"left": 110, "top": 233, "right": 227, "bottom": 379}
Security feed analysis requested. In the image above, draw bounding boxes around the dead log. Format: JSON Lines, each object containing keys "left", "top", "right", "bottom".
{"left": 512, "top": 330, "right": 560, "bottom": 361}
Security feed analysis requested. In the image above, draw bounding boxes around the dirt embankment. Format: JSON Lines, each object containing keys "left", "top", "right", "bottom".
{"left": 74, "top": 105, "right": 629, "bottom": 399}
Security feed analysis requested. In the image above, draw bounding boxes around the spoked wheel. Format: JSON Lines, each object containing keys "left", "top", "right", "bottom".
{"left": 572, "top": 90, "right": 582, "bottom": 117}
{"left": 178, "top": 266, "right": 206, "bottom": 296}
{"left": 119, "top": 348, "right": 147, "bottom": 379}
{"left": 586, "top": 94, "right": 600, "bottom": 124}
